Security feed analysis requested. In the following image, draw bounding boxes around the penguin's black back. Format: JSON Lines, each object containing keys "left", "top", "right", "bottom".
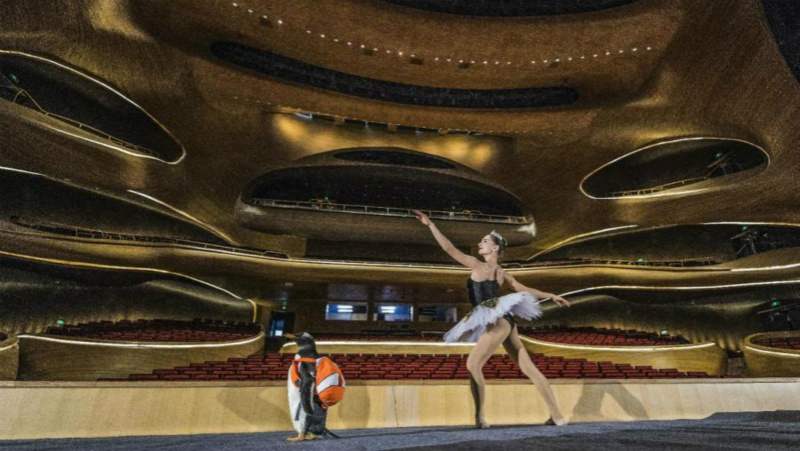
{"left": 294, "top": 332, "right": 318, "bottom": 358}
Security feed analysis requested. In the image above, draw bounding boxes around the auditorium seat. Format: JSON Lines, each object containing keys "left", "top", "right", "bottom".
{"left": 522, "top": 325, "right": 691, "bottom": 346}
{"left": 752, "top": 337, "right": 800, "bottom": 350}
{"left": 109, "top": 351, "right": 713, "bottom": 382}
{"left": 44, "top": 318, "right": 261, "bottom": 342}
{"left": 310, "top": 333, "right": 443, "bottom": 342}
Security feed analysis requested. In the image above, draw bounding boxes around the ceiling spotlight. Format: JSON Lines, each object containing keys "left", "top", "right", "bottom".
{"left": 277, "top": 19, "right": 283, "bottom": 24}
{"left": 399, "top": 52, "right": 404, "bottom": 56}
{"left": 632, "top": 47, "right": 638, "bottom": 52}
{"left": 647, "top": 46, "right": 652, "bottom": 50}
{"left": 320, "top": 34, "right": 325, "bottom": 38}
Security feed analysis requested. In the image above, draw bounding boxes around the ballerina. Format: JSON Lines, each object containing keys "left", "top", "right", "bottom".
{"left": 413, "top": 209, "right": 571, "bottom": 428}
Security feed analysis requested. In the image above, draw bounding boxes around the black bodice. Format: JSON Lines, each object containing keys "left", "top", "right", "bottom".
{"left": 467, "top": 278, "right": 500, "bottom": 307}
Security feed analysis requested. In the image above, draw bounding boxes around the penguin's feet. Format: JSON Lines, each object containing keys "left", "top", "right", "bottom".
{"left": 285, "top": 433, "right": 316, "bottom": 441}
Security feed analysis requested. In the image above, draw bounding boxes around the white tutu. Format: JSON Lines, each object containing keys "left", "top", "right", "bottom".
{"left": 443, "top": 291, "right": 543, "bottom": 343}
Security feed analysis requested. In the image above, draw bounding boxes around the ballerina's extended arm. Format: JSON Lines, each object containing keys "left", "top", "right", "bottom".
{"left": 499, "top": 268, "right": 571, "bottom": 307}
{"left": 413, "top": 209, "right": 480, "bottom": 269}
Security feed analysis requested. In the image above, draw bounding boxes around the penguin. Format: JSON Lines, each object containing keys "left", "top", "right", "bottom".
{"left": 284, "top": 332, "right": 331, "bottom": 441}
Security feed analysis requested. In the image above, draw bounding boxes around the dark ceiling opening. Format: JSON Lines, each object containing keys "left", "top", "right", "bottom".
{"left": 210, "top": 42, "right": 579, "bottom": 109}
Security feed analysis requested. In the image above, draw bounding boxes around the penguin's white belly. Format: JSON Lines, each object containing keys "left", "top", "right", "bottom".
{"left": 288, "top": 368, "right": 319, "bottom": 433}
{"left": 287, "top": 368, "right": 306, "bottom": 433}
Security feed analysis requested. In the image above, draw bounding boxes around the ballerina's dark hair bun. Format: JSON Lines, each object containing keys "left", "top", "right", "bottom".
{"left": 489, "top": 230, "right": 507, "bottom": 256}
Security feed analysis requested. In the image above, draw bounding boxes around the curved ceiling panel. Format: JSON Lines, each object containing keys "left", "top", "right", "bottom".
{"left": 333, "top": 149, "right": 457, "bottom": 169}
{"left": 581, "top": 138, "right": 768, "bottom": 199}
{"left": 0, "top": 50, "right": 185, "bottom": 163}
{"left": 383, "top": 0, "right": 639, "bottom": 16}
{"left": 211, "top": 42, "right": 579, "bottom": 109}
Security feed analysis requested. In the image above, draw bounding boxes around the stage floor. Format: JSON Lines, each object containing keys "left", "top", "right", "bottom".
{"left": 2, "top": 411, "right": 799, "bottom": 451}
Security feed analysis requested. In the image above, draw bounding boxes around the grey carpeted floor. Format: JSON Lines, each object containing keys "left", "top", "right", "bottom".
{"left": 2, "top": 411, "right": 799, "bottom": 451}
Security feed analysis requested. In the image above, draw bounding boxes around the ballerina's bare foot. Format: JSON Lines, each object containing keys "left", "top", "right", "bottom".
{"left": 476, "top": 416, "right": 491, "bottom": 429}
{"left": 545, "top": 416, "right": 569, "bottom": 426}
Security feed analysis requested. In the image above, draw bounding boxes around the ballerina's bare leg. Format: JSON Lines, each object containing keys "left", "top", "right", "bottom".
{"left": 502, "top": 326, "right": 568, "bottom": 425}
{"left": 466, "top": 319, "right": 512, "bottom": 428}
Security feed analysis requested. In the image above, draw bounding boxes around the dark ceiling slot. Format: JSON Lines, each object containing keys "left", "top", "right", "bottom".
{"left": 210, "top": 41, "right": 579, "bottom": 109}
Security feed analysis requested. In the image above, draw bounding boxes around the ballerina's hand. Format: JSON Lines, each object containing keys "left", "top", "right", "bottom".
{"left": 412, "top": 209, "right": 431, "bottom": 226}
{"left": 552, "top": 295, "right": 571, "bottom": 307}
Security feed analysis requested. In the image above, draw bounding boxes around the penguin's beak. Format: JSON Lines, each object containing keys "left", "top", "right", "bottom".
{"left": 284, "top": 333, "right": 297, "bottom": 340}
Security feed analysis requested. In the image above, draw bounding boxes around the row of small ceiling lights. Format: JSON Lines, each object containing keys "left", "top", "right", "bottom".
{"left": 230, "top": 2, "right": 653, "bottom": 68}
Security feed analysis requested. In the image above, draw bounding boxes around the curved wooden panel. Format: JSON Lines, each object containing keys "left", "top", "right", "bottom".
{"left": 0, "top": 257, "right": 256, "bottom": 335}
{"left": 519, "top": 336, "right": 727, "bottom": 375}
{"left": 0, "top": 335, "right": 19, "bottom": 381}
{"left": 17, "top": 332, "right": 265, "bottom": 381}
{"left": 1, "top": 378, "right": 799, "bottom": 439}
{"left": 743, "top": 331, "right": 800, "bottom": 377}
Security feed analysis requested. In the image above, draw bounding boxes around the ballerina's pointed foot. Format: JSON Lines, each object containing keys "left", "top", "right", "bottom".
{"left": 545, "top": 416, "right": 569, "bottom": 426}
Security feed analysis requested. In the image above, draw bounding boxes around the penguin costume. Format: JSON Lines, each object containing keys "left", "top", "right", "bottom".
{"left": 284, "top": 332, "right": 344, "bottom": 441}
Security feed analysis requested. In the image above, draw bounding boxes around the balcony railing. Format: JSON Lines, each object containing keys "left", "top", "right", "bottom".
{"left": 249, "top": 198, "right": 528, "bottom": 224}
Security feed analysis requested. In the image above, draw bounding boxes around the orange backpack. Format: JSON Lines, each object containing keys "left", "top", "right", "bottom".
{"left": 291, "top": 356, "right": 347, "bottom": 409}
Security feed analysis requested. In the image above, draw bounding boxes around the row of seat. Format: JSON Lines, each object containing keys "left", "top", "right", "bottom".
{"left": 106, "top": 352, "right": 712, "bottom": 382}
{"left": 311, "top": 333, "right": 442, "bottom": 341}
{"left": 45, "top": 318, "right": 261, "bottom": 342}
{"left": 312, "top": 326, "right": 690, "bottom": 347}
{"left": 522, "top": 326, "right": 690, "bottom": 346}
{"left": 752, "top": 337, "right": 800, "bottom": 350}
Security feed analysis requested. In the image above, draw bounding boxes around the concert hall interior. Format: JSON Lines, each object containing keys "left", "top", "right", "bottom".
{"left": 2, "top": 0, "right": 800, "bottom": 448}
